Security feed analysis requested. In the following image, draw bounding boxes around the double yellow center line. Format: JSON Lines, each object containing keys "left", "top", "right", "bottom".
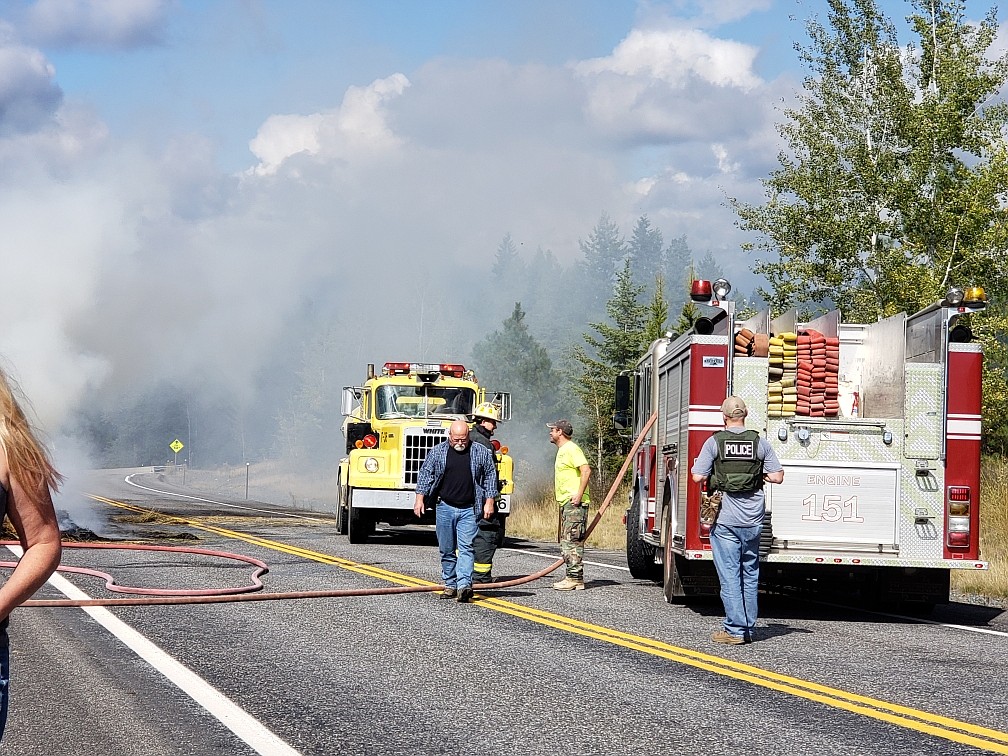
{"left": 93, "top": 496, "right": 1008, "bottom": 753}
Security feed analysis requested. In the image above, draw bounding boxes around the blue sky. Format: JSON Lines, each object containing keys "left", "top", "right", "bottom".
{"left": 0, "top": 0, "right": 1002, "bottom": 442}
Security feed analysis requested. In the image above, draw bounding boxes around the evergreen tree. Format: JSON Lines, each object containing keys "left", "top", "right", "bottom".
{"left": 491, "top": 232, "right": 520, "bottom": 278}
{"left": 695, "top": 251, "right": 726, "bottom": 284}
{"left": 628, "top": 215, "right": 665, "bottom": 293}
{"left": 471, "top": 302, "right": 567, "bottom": 466}
{"left": 642, "top": 275, "right": 670, "bottom": 345}
{"left": 579, "top": 212, "right": 627, "bottom": 311}
{"left": 570, "top": 259, "right": 647, "bottom": 486}
{"left": 663, "top": 234, "right": 693, "bottom": 315}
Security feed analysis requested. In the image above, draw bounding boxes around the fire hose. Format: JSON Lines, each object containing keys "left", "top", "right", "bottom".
{"left": 12, "top": 413, "right": 657, "bottom": 608}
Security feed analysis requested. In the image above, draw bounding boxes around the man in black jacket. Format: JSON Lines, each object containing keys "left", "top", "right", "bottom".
{"left": 469, "top": 403, "right": 504, "bottom": 583}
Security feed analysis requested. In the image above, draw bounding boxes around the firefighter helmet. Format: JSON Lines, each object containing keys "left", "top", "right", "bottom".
{"left": 473, "top": 402, "right": 501, "bottom": 424}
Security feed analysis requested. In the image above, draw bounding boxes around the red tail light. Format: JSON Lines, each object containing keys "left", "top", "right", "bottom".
{"left": 946, "top": 486, "right": 971, "bottom": 548}
{"left": 699, "top": 522, "right": 712, "bottom": 539}
{"left": 948, "top": 532, "right": 970, "bottom": 547}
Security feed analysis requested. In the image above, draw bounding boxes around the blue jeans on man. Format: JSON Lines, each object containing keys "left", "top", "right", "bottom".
{"left": 435, "top": 504, "right": 478, "bottom": 589}
{"left": 710, "top": 523, "right": 762, "bottom": 640}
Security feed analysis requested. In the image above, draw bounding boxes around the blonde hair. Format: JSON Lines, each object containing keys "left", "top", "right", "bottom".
{"left": 0, "top": 367, "right": 62, "bottom": 500}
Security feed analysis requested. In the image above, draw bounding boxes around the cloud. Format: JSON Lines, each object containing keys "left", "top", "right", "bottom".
{"left": 0, "top": 27, "right": 62, "bottom": 135}
{"left": 573, "top": 27, "right": 765, "bottom": 145}
{"left": 17, "top": 0, "right": 170, "bottom": 49}
{"left": 248, "top": 73, "right": 411, "bottom": 176}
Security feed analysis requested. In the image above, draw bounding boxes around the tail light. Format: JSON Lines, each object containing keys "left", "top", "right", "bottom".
{"left": 946, "top": 485, "right": 971, "bottom": 548}
{"left": 699, "top": 521, "right": 712, "bottom": 539}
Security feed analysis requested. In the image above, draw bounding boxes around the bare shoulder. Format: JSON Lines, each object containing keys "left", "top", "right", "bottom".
{"left": 0, "top": 442, "right": 9, "bottom": 490}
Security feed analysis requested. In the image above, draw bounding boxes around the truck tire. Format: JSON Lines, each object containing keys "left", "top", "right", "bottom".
{"left": 347, "top": 491, "right": 375, "bottom": 544}
{"left": 663, "top": 505, "right": 686, "bottom": 602}
{"left": 335, "top": 473, "right": 349, "bottom": 536}
{"left": 626, "top": 488, "right": 658, "bottom": 579}
{"left": 759, "top": 510, "right": 773, "bottom": 558}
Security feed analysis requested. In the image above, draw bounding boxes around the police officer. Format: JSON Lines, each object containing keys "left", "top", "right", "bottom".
{"left": 691, "top": 396, "right": 783, "bottom": 645}
{"left": 470, "top": 403, "right": 504, "bottom": 583}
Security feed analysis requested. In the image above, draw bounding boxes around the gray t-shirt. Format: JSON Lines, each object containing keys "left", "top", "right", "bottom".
{"left": 691, "top": 427, "right": 783, "bottom": 528}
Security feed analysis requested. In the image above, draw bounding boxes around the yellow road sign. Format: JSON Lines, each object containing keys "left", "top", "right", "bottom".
{"left": 170, "top": 439, "right": 184, "bottom": 453}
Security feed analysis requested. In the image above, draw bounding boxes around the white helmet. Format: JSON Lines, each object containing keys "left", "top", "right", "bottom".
{"left": 473, "top": 402, "right": 501, "bottom": 424}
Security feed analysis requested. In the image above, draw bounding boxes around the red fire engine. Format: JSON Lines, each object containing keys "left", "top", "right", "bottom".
{"left": 616, "top": 278, "right": 988, "bottom": 607}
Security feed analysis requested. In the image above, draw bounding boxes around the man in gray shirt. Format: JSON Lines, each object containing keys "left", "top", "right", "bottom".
{"left": 692, "top": 396, "right": 784, "bottom": 645}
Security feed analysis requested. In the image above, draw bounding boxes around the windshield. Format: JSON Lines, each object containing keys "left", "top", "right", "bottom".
{"left": 374, "top": 385, "right": 476, "bottom": 420}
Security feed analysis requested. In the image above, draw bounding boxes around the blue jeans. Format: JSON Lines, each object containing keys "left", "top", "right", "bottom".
{"left": 710, "top": 523, "right": 762, "bottom": 638}
{"left": 0, "top": 622, "right": 9, "bottom": 741}
{"left": 435, "top": 504, "right": 478, "bottom": 589}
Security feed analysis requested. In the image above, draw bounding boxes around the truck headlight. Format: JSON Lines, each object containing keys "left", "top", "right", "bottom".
{"left": 364, "top": 457, "right": 379, "bottom": 473}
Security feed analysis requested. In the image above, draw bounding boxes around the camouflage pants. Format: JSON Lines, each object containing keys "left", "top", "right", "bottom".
{"left": 558, "top": 502, "right": 588, "bottom": 579}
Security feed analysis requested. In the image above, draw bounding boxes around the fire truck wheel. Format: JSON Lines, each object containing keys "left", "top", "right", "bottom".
{"left": 347, "top": 498, "right": 375, "bottom": 543}
{"left": 626, "top": 488, "right": 659, "bottom": 580}
{"left": 663, "top": 506, "right": 686, "bottom": 602}
{"left": 335, "top": 474, "right": 349, "bottom": 536}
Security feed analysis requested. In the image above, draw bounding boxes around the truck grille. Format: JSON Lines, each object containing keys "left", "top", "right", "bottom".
{"left": 403, "top": 428, "right": 447, "bottom": 486}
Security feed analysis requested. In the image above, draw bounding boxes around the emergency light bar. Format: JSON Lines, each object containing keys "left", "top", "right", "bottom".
{"left": 382, "top": 362, "right": 467, "bottom": 377}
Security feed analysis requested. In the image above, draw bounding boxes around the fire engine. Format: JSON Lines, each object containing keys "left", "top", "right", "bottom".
{"left": 616, "top": 278, "right": 989, "bottom": 608}
{"left": 338, "top": 362, "right": 514, "bottom": 543}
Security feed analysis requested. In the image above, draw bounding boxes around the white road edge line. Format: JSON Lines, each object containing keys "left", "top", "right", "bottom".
{"left": 12, "top": 546, "right": 302, "bottom": 755}
{"left": 123, "top": 474, "right": 328, "bottom": 522}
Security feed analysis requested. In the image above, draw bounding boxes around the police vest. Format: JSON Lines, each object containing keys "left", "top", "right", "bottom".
{"left": 710, "top": 430, "right": 764, "bottom": 493}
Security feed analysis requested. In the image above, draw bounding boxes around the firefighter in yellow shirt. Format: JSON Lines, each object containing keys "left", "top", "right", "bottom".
{"left": 548, "top": 419, "right": 591, "bottom": 590}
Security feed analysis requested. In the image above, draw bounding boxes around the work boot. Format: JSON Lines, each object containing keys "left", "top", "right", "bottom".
{"left": 439, "top": 587, "right": 457, "bottom": 599}
{"left": 456, "top": 586, "right": 474, "bottom": 603}
{"left": 552, "top": 577, "right": 585, "bottom": 591}
{"left": 711, "top": 630, "right": 745, "bottom": 645}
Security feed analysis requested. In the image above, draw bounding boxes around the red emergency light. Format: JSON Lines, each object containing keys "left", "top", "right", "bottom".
{"left": 384, "top": 362, "right": 411, "bottom": 374}
{"left": 439, "top": 363, "right": 465, "bottom": 377}
{"left": 690, "top": 280, "right": 712, "bottom": 302}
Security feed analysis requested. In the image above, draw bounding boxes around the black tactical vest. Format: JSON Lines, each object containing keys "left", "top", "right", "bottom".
{"left": 710, "top": 429, "right": 764, "bottom": 493}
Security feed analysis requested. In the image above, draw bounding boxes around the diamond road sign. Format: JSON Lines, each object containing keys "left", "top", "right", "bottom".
{"left": 170, "top": 439, "right": 184, "bottom": 453}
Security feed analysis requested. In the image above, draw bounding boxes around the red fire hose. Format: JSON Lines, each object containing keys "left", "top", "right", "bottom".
{"left": 13, "top": 413, "right": 657, "bottom": 608}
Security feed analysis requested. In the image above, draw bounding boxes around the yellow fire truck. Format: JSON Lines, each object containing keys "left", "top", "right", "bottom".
{"left": 337, "top": 361, "right": 514, "bottom": 543}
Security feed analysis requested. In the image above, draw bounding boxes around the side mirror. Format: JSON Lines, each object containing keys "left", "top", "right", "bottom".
{"left": 341, "top": 387, "right": 361, "bottom": 417}
{"left": 614, "top": 374, "right": 631, "bottom": 430}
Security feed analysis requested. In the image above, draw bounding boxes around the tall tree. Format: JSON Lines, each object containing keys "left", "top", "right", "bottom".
{"left": 570, "top": 259, "right": 647, "bottom": 485}
{"left": 471, "top": 302, "right": 568, "bottom": 466}
{"left": 579, "top": 212, "right": 628, "bottom": 311}
{"left": 643, "top": 275, "right": 670, "bottom": 345}
{"left": 628, "top": 215, "right": 665, "bottom": 293}
{"left": 731, "top": 0, "right": 1008, "bottom": 450}
{"left": 663, "top": 234, "right": 693, "bottom": 315}
{"left": 491, "top": 232, "right": 520, "bottom": 278}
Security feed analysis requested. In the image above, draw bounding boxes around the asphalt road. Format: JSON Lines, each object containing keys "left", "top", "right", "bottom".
{"left": 3, "top": 468, "right": 1008, "bottom": 755}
